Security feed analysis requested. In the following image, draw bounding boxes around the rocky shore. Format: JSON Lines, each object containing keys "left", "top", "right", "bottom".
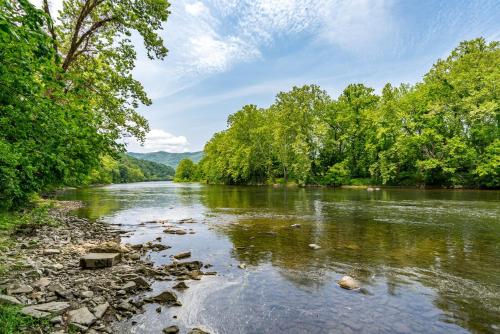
{"left": 0, "top": 202, "right": 212, "bottom": 334}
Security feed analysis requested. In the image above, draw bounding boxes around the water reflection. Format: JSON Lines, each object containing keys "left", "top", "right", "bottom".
{"left": 58, "top": 183, "right": 500, "bottom": 334}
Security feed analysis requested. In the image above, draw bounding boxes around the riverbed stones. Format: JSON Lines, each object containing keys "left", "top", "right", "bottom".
{"left": 93, "top": 302, "right": 109, "bottom": 319}
{"left": 163, "top": 325, "right": 180, "bottom": 333}
{"left": 89, "top": 241, "right": 130, "bottom": 253}
{"left": 21, "top": 301, "right": 70, "bottom": 318}
{"left": 308, "top": 243, "right": 321, "bottom": 250}
{"left": 172, "top": 282, "right": 188, "bottom": 290}
{"left": 7, "top": 283, "right": 33, "bottom": 294}
{"left": 0, "top": 294, "right": 22, "bottom": 305}
{"left": 80, "top": 253, "right": 120, "bottom": 268}
{"left": 338, "top": 276, "right": 360, "bottom": 290}
{"left": 67, "top": 306, "right": 96, "bottom": 326}
{"left": 188, "top": 328, "right": 210, "bottom": 334}
{"left": 43, "top": 249, "right": 61, "bottom": 255}
{"left": 173, "top": 251, "right": 191, "bottom": 259}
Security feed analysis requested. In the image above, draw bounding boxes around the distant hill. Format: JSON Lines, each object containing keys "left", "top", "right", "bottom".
{"left": 127, "top": 151, "right": 203, "bottom": 168}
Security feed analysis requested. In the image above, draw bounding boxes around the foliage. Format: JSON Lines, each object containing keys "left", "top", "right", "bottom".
{"left": 0, "top": 0, "right": 170, "bottom": 209}
{"left": 88, "top": 154, "right": 175, "bottom": 184}
{"left": 128, "top": 151, "right": 204, "bottom": 168}
{"left": 200, "top": 38, "right": 500, "bottom": 188}
{"left": 0, "top": 304, "right": 52, "bottom": 334}
{"left": 174, "top": 158, "right": 199, "bottom": 182}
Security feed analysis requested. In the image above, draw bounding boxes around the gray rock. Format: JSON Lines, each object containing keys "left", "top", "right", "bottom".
{"left": 0, "top": 294, "right": 22, "bottom": 305}
{"left": 21, "top": 301, "right": 70, "bottom": 318}
{"left": 116, "top": 300, "right": 135, "bottom": 312}
{"left": 43, "top": 249, "right": 61, "bottom": 255}
{"left": 163, "top": 325, "right": 180, "bottom": 333}
{"left": 238, "top": 263, "right": 246, "bottom": 269}
{"left": 80, "top": 253, "right": 120, "bottom": 269}
{"left": 338, "top": 275, "right": 360, "bottom": 290}
{"left": 93, "top": 302, "right": 109, "bottom": 319}
{"left": 188, "top": 328, "right": 210, "bottom": 334}
{"left": 308, "top": 243, "right": 321, "bottom": 250}
{"left": 145, "top": 290, "right": 181, "bottom": 306}
{"left": 173, "top": 251, "right": 191, "bottom": 260}
{"left": 172, "top": 282, "right": 188, "bottom": 290}
{"left": 80, "top": 290, "right": 94, "bottom": 298}
{"left": 50, "top": 315, "right": 63, "bottom": 324}
{"left": 67, "top": 306, "right": 96, "bottom": 326}
{"left": 34, "top": 277, "right": 51, "bottom": 288}
{"left": 120, "top": 281, "right": 136, "bottom": 291}
{"left": 7, "top": 283, "right": 33, "bottom": 294}
{"left": 132, "top": 276, "right": 150, "bottom": 289}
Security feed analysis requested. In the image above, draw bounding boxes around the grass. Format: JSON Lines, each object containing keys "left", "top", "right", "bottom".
{"left": 0, "top": 304, "right": 53, "bottom": 334}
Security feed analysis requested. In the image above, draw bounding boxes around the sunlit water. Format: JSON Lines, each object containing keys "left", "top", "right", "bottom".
{"left": 57, "top": 182, "right": 500, "bottom": 334}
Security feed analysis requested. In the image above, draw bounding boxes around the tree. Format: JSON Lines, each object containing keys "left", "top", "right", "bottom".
{"left": 175, "top": 159, "right": 198, "bottom": 182}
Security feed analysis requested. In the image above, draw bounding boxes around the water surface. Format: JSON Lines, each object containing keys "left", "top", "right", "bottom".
{"left": 58, "top": 182, "right": 500, "bottom": 334}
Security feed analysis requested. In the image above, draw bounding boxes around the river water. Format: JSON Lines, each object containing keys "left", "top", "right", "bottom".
{"left": 57, "top": 181, "right": 500, "bottom": 334}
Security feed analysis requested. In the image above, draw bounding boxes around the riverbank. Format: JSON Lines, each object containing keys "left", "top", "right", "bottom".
{"left": 0, "top": 201, "right": 211, "bottom": 334}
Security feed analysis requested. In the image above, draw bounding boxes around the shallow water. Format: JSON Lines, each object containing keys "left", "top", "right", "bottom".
{"left": 57, "top": 182, "right": 500, "bottom": 334}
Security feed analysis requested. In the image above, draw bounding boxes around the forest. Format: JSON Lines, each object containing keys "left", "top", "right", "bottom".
{"left": 0, "top": 0, "right": 170, "bottom": 209}
{"left": 192, "top": 38, "right": 499, "bottom": 188}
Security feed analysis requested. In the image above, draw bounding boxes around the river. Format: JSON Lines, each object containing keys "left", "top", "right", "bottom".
{"left": 57, "top": 181, "right": 500, "bottom": 334}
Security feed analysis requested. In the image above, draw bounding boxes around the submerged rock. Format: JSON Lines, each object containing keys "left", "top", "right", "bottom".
{"left": 173, "top": 251, "right": 191, "bottom": 260}
{"left": 308, "top": 244, "right": 321, "bottom": 250}
{"left": 163, "top": 325, "right": 180, "bottom": 333}
{"left": 172, "top": 282, "right": 188, "bottom": 290}
{"left": 188, "top": 328, "right": 210, "bottom": 334}
{"left": 338, "top": 275, "right": 360, "bottom": 290}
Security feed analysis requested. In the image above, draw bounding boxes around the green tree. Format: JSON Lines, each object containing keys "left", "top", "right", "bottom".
{"left": 175, "top": 159, "right": 198, "bottom": 182}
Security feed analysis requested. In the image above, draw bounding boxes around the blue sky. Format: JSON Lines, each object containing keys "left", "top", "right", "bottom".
{"left": 37, "top": 0, "right": 500, "bottom": 152}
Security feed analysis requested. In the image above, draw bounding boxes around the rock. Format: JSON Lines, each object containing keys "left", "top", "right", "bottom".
{"left": 172, "top": 282, "right": 188, "bottom": 290}
{"left": 0, "top": 294, "right": 22, "bottom": 305}
{"left": 80, "top": 253, "right": 120, "bottom": 269}
{"left": 173, "top": 251, "right": 191, "bottom": 260}
{"left": 89, "top": 241, "right": 129, "bottom": 253}
{"left": 21, "top": 301, "right": 70, "bottom": 318}
{"left": 238, "top": 263, "right": 246, "bottom": 269}
{"left": 116, "top": 300, "right": 135, "bottom": 312}
{"left": 338, "top": 276, "right": 360, "bottom": 290}
{"left": 94, "top": 302, "right": 109, "bottom": 319}
{"left": 67, "top": 306, "right": 96, "bottom": 326}
{"left": 80, "top": 290, "right": 94, "bottom": 298}
{"left": 50, "top": 315, "right": 63, "bottom": 324}
{"left": 120, "top": 281, "right": 136, "bottom": 291}
{"left": 163, "top": 325, "right": 180, "bottom": 333}
{"left": 7, "top": 283, "right": 33, "bottom": 294}
{"left": 291, "top": 224, "right": 301, "bottom": 228}
{"left": 156, "top": 306, "right": 162, "bottom": 313}
{"left": 43, "top": 249, "right": 60, "bottom": 255}
{"left": 132, "top": 276, "right": 150, "bottom": 289}
{"left": 308, "top": 243, "right": 321, "bottom": 250}
{"left": 128, "top": 253, "right": 141, "bottom": 260}
{"left": 145, "top": 290, "right": 181, "bottom": 306}
{"left": 48, "top": 283, "right": 71, "bottom": 299}
{"left": 188, "top": 328, "right": 210, "bottom": 334}
{"left": 51, "top": 263, "right": 64, "bottom": 270}
{"left": 34, "top": 277, "right": 51, "bottom": 288}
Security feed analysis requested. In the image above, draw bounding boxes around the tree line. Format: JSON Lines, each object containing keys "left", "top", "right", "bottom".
{"left": 189, "top": 39, "right": 499, "bottom": 188}
{"left": 0, "top": 0, "right": 170, "bottom": 209}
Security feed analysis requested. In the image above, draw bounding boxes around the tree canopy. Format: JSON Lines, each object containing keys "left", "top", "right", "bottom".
{"left": 0, "top": 0, "right": 170, "bottom": 209}
{"left": 199, "top": 38, "right": 500, "bottom": 188}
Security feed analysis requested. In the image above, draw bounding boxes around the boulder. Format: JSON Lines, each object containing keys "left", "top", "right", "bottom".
{"left": 173, "top": 251, "right": 191, "bottom": 260}
{"left": 163, "top": 325, "right": 180, "bottom": 333}
{"left": 308, "top": 243, "right": 321, "bottom": 250}
{"left": 338, "top": 275, "right": 360, "bottom": 290}
{"left": 0, "top": 294, "right": 22, "bottom": 305}
{"left": 80, "top": 253, "right": 120, "bottom": 269}
{"left": 67, "top": 306, "right": 96, "bottom": 326}
{"left": 21, "top": 301, "right": 70, "bottom": 318}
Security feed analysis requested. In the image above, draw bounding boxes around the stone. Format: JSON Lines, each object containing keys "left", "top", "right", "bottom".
{"left": 119, "top": 281, "right": 136, "bottom": 291}
{"left": 94, "top": 302, "right": 109, "bottom": 319}
{"left": 7, "top": 284, "right": 33, "bottom": 294}
{"left": 43, "top": 249, "right": 60, "bottom": 255}
{"left": 291, "top": 224, "right": 301, "bottom": 228}
{"left": 172, "top": 282, "right": 188, "bottom": 290}
{"left": 80, "top": 290, "right": 94, "bottom": 298}
{"left": 188, "top": 328, "right": 210, "bottom": 334}
{"left": 338, "top": 276, "right": 360, "bottom": 290}
{"left": 21, "top": 301, "right": 70, "bottom": 318}
{"left": 34, "top": 277, "right": 51, "bottom": 288}
{"left": 50, "top": 315, "right": 63, "bottom": 324}
{"left": 308, "top": 243, "right": 321, "bottom": 250}
{"left": 132, "top": 276, "right": 150, "bottom": 289}
{"left": 163, "top": 325, "right": 180, "bottom": 333}
{"left": 0, "top": 294, "right": 22, "bottom": 305}
{"left": 128, "top": 253, "right": 141, "bottom": 260}
{"left": 173, "top": 251, "right": 191, "bottom": 260}
{"left": 116, "top": 301, "right": 135, "bottom": 312}
{"left": 238, "top": 263, "right": 246, "bottom": 269}
{"left": 89, "top": 241, "right": 129, "bottom": 253}
{"left": 67, "top": 306, "right": 96, "bottom": 326}
{"left": 145, "top": 290, "right": 181, "bottom": 306}
{"left": 80, "top": 253, "right": 120, "bottom": 269}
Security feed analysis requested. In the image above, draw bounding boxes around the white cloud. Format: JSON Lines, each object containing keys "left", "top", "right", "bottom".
{"left": 125, "top": 129, "right": 190, "bottom": 153}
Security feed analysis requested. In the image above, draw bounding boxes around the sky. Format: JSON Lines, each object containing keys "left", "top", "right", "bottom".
{"left": 36, "top": 0, "right": 500, "bottom": 152}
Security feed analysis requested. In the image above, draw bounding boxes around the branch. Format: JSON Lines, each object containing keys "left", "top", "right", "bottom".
{"left": 42, "top": 0, "right": 59, "bottom": 58}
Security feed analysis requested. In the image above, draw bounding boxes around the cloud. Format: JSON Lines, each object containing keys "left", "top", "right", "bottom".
{"left": 125, "top": 129, "right": 190, "bottom": 153}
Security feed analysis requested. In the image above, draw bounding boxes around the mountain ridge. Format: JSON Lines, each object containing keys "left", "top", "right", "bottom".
{"left": 127, "top": 151, "right": 203, "bottom": 168}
